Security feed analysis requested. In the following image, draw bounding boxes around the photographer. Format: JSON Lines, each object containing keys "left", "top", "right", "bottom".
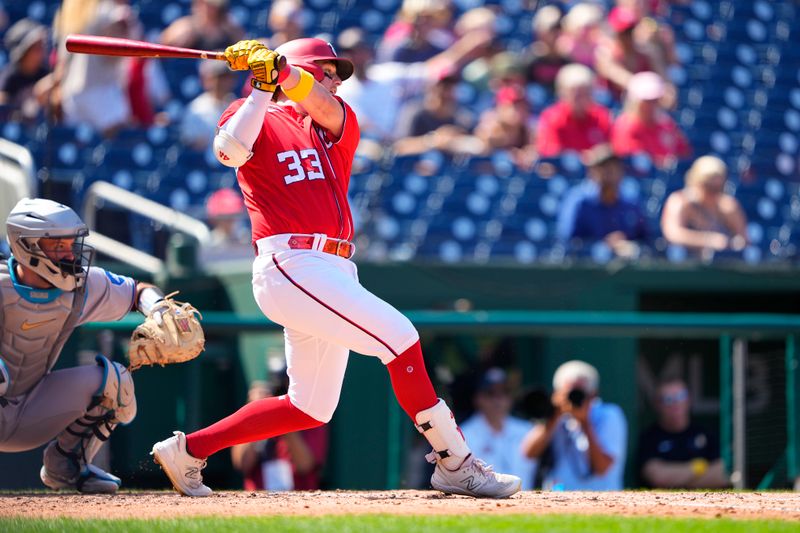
{"left": 520, "top": 360, "right": 627, "bottom": 490}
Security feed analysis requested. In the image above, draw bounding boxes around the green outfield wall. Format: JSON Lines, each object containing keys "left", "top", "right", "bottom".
{"left": 1, "top": 260, "right": 798, "bottom": 490}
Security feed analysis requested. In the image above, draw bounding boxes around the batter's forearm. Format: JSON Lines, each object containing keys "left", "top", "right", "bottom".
{"left": 219, "top": 90, "right": 271, "bottom": 151}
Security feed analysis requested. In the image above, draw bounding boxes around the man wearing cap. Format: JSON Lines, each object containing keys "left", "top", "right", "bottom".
{"left": 0, "top": 18, "right": 51, "bottom": 121}
{"left": 535, "top": 63, "right": 612, "bottom": 157}
{"left": 611, "top": 71, "right": 690, "bottom": 167}
{"left": 594, "top": 5, "right": 662, "bottom": 103}
{"left": 521, "top": 360, "right": 628, "bottom": 490}
{"left": 558, "top": 144, "right": 648, "bottom": 258}
{"left": 198, "top": 187, "right": 252, "bottom": 264}
{"left": 459, "top": 368, "right": 539, "bottom": 490}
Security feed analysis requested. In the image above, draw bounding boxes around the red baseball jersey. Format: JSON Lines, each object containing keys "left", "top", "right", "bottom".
{"left": 536, "top": 101, "right": 612, "bottom": 157}
{"left": 219, "top": 97, "right": 360, "bottom": 243}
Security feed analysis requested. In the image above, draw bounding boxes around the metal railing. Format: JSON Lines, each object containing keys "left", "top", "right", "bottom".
{"left": 85, "top": 309, "right": 800, "bottom": 490}
{"left": 81, "top": 181, "right": 211, "bottom": 274}
{"left": 0, "top": 138, "right": 35, "bottom": 238}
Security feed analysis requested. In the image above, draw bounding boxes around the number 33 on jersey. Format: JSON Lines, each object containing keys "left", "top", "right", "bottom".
{"left": 218, "top": 99, "right": 360, "bottom": 241}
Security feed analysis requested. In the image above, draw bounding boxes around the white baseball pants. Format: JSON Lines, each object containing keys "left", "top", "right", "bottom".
{"left": 252, "top": 234, "right": 420, "bottom": 423}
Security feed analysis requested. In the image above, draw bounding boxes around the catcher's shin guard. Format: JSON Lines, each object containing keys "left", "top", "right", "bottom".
{"left": 41, "top": 355, "right": 135, "bottom": 492}
{"left": 94, "top": 355, "right": 136, "bottom": 425}
{"left": 414, "top": 398, "right": 471, "bottom": 470}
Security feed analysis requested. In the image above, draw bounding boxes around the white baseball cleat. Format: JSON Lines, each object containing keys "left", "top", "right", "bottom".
{"left": 151, "top": 431, "right": 212, "bottom": 497}
{"left": 40, "top": 464, "right": 121, "bottom": 494}
{"left": 430, "top": 455, "right": 521, "bottom": 498}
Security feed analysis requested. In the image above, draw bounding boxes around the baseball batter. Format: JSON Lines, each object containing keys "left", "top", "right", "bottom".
{"left": 151, "top": 38, "right": 521, "bottom": 498}
{"left": 0, "top": 198, "right": 171, "bottom": 493}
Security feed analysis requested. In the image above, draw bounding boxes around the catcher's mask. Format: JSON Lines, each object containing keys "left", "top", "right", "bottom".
{"left": 6, "top": 198, "right": 95, "bottom": 291}
{"left": 275, "top": 37, "right": 354, "bottom": 82}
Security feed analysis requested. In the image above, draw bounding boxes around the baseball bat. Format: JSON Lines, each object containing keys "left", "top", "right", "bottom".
{"left": 65, "top": 34, "right": 288, "bottom": 69}
{"left": 66, "top": 34, "right": 227, "bottom": 60}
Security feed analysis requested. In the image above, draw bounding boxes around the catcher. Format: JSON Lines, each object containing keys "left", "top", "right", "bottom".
{"left": 0, "top": 198, "right": 204, "bottom": 493}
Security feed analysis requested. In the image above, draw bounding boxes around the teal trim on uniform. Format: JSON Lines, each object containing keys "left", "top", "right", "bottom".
{"left": 0, "top": 357, "right": 10, "bottom": 394}
{"left": 94, "top": 354, "right": 111, "bottom": 397}
{"left": 7, "top": 256, "right": 63, "bottom": 303}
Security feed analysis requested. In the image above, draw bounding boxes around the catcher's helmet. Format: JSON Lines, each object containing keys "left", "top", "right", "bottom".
{"left": 6, "top": 198, "right": 94, "bottom": 291}
{"left": 275, "top": 38, "right": 354, "bottom": 82}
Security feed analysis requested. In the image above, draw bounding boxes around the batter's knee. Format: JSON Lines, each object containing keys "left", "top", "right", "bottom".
{"left": 290, "top": 393, "right": 337, "bottom": 424}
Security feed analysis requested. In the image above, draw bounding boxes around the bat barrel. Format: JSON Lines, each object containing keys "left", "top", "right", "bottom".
{"left": 65, "top": 34, "right": 226, "bottom": 61}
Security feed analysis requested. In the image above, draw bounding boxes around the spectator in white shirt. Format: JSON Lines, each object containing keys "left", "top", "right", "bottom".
{"left": 460, "top": 368, "right": 538, "bottom": 490}
{"left": 180, "top": 60, "right": 237, "bottom": 150}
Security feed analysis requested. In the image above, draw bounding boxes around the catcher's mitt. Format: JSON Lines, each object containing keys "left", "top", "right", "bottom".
{"left": 128, "top": 292, "right": 205, "bottom": 371}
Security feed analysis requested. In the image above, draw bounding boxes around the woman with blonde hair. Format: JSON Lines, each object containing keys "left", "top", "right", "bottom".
{"left": 660, "top": 155, "right": 748, "bottom": 255}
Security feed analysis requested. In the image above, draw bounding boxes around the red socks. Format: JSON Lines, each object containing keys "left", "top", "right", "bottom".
{"left": 185, "top": 341, "right": 437, "bottom": 458}
{"left": 386, "top": 341, "right": 438, "bottom": 420}
{"left": 186, "top": 395, "right": 323, "bottom": 459}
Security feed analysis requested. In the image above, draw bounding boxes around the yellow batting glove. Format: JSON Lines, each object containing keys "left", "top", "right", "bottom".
{"left": 248, "top": 47, "right": 284, "bottom": 93}
{"left": 224, "top": 39, "right": 266, "bottom": 71}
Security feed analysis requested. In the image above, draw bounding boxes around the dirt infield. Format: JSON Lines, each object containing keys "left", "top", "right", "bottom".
{"left": 1, "top": 490, "right": 799, "bottom": 521}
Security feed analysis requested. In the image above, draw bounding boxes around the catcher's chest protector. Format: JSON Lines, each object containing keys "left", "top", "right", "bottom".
{"left": 0, "top": 262, "right": 84, "bottom": 397}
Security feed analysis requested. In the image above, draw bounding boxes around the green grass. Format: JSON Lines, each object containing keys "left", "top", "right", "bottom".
{"left": 2, "top": 515, "right": 797, "bottom": 533}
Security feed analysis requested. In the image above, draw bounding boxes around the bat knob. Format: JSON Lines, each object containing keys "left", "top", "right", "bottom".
{"left": 276, "top": 54, "right": 287, "bottom": 71}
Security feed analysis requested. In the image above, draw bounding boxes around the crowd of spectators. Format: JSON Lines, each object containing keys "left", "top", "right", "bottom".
{"left": 0, "top": 0, "right": 776, "bottom": 260}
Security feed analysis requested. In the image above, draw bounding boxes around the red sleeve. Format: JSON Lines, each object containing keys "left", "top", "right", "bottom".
{"left": 535, "top": 106, "right": 561, "bottom": 157}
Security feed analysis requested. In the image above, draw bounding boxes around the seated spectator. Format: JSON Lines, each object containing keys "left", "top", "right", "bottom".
{"left": 0, "top": 18, "right": 52, "bottom": 122}
{"left": 265, "top": 0, "right": 305, "bottom": 48}
{"left": 639, "top": 377, "right": 730, "bottom": 488}
{"left": 231, "top": 373, "right": 329, "bottom": 491}
{"left": 521, "top": 5, "right": 568, "bottom": 93}
{"left": 55, "top": 0, "right": 139, "bottom": 135}
{"left": 611, "top": 71, "right": 690, "bottom": 167}
{"left": 521, "top": 360, "right": 627, "bottom": 490}
{"left": 180, "top": 60, "right": 236, "bottom": 150}
{"left": 460, "top": 368, "right": 538, "bottom": 490}
{"left": 617, "top": 0, "right": 681, "bottom": 78}
{"left": 160, "top": 0, "right": 244, "bottom": 51}
{"left": 557, "top": 3, "right": 604, "bottom": 67}
{"left": 594, "top": 7, "right": 648, "bottom": 93}
{"left": 198, "top": 188, "right": 252, "bottom": 264}
{"left": 377, "top": 0, "right": 454, "bottom": 63}
{"left": 473, "top": 84, "right": 535, "bottom": 163}
{"left": 536, "top": 63, "right": 612, "bottom": 157}
{"left": 561, "top": 144, "right": 648, "bottom": 258}
{"left": 392, "top": 75, "right": 481, "bottom": 156}
{"left": 660, "top": 155, "right": 748, "bottom": 256}
{"left": 336, "top": 24, "right": 491, "bottom": 143}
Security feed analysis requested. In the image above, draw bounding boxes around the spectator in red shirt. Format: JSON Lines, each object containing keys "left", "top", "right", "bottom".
{"left": 611, "top": 71, "right": 690, "bottom": 167}
{"left": 536, "top": 63, "right": 612, "bottom": 157}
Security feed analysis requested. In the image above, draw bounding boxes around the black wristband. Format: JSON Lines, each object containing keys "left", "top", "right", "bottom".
{"left": 250, "top": 78, "right": 274, "bottom": 92}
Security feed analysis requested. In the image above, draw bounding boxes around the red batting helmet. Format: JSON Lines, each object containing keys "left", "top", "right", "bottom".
{"left": 275, "top": 38, "right": 354, "bottom": 82}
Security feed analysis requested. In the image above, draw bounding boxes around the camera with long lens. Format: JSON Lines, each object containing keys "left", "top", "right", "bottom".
{"left": 519, "top": 387, "right": 588, "bottom": 420}
{"left": 567, "top": 388, "right": 586, "bottom": 408}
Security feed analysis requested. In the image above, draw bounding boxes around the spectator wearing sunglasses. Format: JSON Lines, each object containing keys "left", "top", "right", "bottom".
{"left": 638, "top": 377, "right": 730, "bottom": 488}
